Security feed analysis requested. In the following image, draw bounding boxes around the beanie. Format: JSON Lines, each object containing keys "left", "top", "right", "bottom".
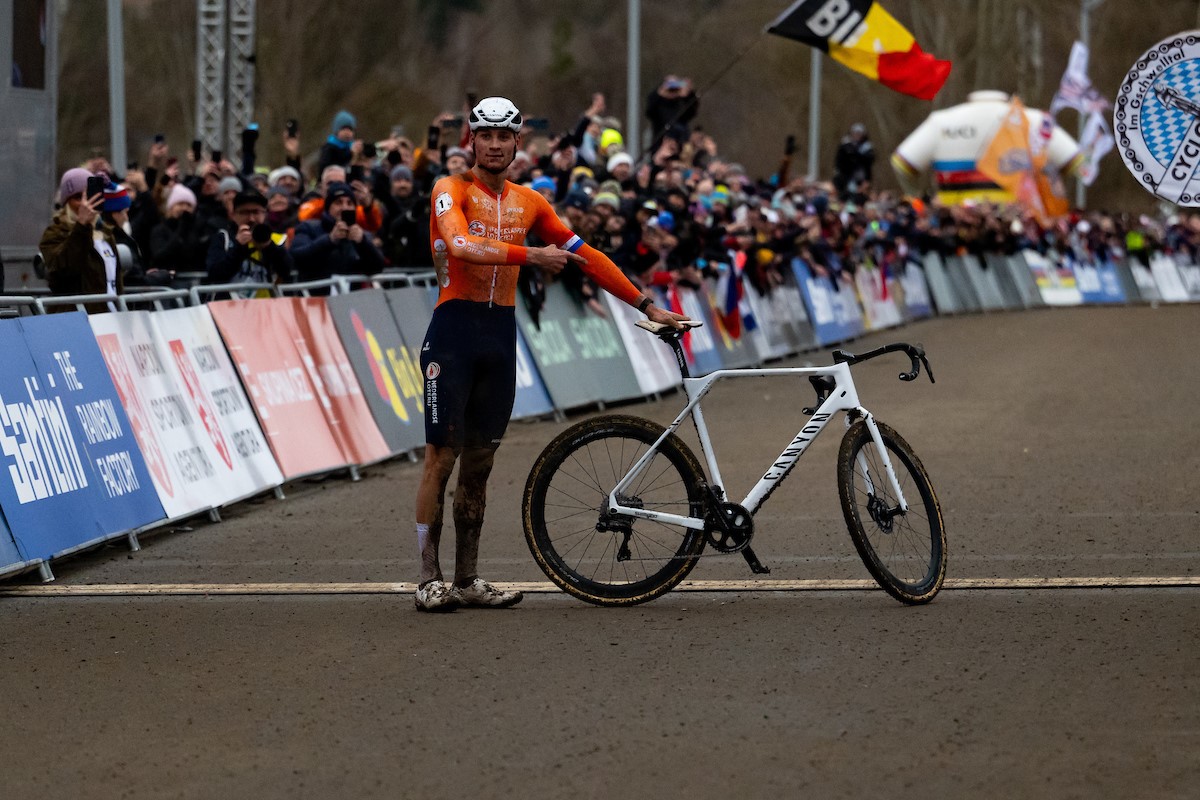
{"left": 389, "top": 165, "right": 414, "bottom": 182}
{"left": 166, "top": 184, "right": 197, "bottom": 210}
{"left": 607, "top": 152, "right": 634, "bottom": 173}
{"left": 58, "top": 167, "right": 94, "bottom": 202}
{"left": 599, "top": 128, "right": 624, "bottom": 154}
{"left": 324, "top": 181, "right": 355, "bottom": 206}
{"left": 102, "top": 182, "right": 131, "bottom": 213}
{"left": 268, "top": 165, "right": 301, "bottom": 186}
{"left": 331, "top": 110, "right": 357, "bottom": 135}
{"left": 530, "top": 176, "right": 556, "bottom": 194}
{"left": 218, "top": 176, "right": 243, "bottom": 195}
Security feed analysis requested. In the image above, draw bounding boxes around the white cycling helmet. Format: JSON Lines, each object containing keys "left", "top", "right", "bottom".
{"left": 469, "top": 97, "right": 523, "bottom": 132}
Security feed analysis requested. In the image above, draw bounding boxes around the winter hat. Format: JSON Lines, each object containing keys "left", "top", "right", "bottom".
{"left": 562, "top": 192, "right": 591, "bottom": 211}
{"left": 656, "top": 210, "right": 675, "bottom": 232}
{"left": 58, "top": 167, "right": 94, "bottom": 202}
{"left": 445, "top": 146, "right": 470, "bottom": 162}
{"left": 592, "top": 192, "right": 621, "bottom": 210}
{"left": 217, "top": 176, "right": 243, "bottom": 195}
{"left": 607, "top": 152, "right": 634, "bottom": 173}
{"left": 389, "top": 165, "right": 414, "bottom": 182}
{"left": 324, "top": 181, "right": 355, "bottom": 206}
{"left": 166, "top": 184, "right": 197, "bottom": 211}
{"left": 331, "top": 110, "right": 357, "bottom": 134}
{"left": 530, "top": 176, "right": 556, "bottom": 194}
{"left": 268, "top": 165, "right": 302, "bottom": 186}
{"left": 599, "top": 128, "right": 624, "bottom": 154}
{"left": 102, "top": 182, "right": 131, "bottom": 213}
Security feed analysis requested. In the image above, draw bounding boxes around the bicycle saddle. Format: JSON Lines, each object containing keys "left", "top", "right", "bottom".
{"left": 634, "top": 320, "right": 704, "bottom": 335}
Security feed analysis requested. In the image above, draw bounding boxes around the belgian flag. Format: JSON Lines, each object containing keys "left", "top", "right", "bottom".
{"left": 766, "top": 0, "right": 951, "bottom": 101}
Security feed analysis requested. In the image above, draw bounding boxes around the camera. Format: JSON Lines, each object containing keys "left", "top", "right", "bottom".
{"left": 251, "top": 223, "right": 273, "bottom": 245}
{"left": 362, "top": 142, "right": 377, "bottom": 159}
{"left": 190, "top": 140, "right": 202, "bottom": 161}
{"left": 85, "top": 175, "right": 106, "bottom": 200}
{"left": 341, "top": 209, "right": 356, "bottom": 227}
{"left": 386, "top": 149, "right": 402, "bottom": 166}
{"left": 212, "top": 149, "right": 223, "bottom": 164}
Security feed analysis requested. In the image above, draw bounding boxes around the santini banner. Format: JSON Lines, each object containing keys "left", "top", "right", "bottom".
{"left": 766, "top": 0, "right": 951, "bottom": 101}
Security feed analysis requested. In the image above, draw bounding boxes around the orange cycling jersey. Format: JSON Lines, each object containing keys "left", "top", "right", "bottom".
{"left": 428, "top": 172, "right": 643, "bottom": 309}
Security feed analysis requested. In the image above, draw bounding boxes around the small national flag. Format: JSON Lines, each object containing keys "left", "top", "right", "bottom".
{"left": 766, "top": 0, "right": 952, "bottom": 101}
{"left": 716, "top": 253, "right": 746, "bottom": 339}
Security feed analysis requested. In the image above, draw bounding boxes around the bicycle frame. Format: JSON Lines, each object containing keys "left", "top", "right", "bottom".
{"left": 606, "top": 363, "right": 911, "bottom": 531}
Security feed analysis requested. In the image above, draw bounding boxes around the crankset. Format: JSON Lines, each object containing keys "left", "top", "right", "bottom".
{"left": 704, "top": 501, "right": 754, "bottom": 553}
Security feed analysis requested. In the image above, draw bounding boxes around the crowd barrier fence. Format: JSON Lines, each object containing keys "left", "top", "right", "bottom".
{"left": 2, "top": 249, "right": 1198, "bottom": 582}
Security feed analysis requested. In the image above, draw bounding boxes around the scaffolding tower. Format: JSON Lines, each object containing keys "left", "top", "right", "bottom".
{"left": 195, "top": 0, "right": 256, "bottom": 160}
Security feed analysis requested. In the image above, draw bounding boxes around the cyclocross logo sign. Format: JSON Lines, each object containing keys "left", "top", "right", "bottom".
{"left": 1115, "top": 31, "right": 1200, "bottom": 206}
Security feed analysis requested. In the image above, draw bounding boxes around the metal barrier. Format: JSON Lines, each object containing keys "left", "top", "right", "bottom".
{"left": 275, "top": 276, "right": 364, "bottom": 297}
{"left": 369, "top": 270, "right": 438, "bottom": 289}
{"left": 188, "top": 281, "right": 280, "bottom": 305}
{"left": 117, "top": 288, "right": 193, "bottom": 311}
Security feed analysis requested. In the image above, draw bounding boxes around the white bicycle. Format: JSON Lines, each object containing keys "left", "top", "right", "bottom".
{"left": 523, "top": 320, "right": 946, "bottom": 606}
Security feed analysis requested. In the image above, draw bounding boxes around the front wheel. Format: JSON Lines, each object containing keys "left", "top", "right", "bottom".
{"left": 837, "top": 420, "right": 946, "bottom": 604}
{"left": 523, "top": 414, "right": 708, "bottom": 606}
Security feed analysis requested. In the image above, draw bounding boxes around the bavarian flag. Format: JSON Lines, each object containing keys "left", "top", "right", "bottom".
{"left": 766, "top": 0, "right": 951, "bottom": 101}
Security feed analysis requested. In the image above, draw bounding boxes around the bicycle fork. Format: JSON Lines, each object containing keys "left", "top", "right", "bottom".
{"left": 854, "top": 413, "right": 911, "bottom": 527}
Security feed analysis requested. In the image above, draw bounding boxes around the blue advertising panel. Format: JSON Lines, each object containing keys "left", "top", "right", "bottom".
{"left": 512, "top": 327, "right": 554, "bottom": 419}
{"left": 790, "top": 258, "right": 866, "bottom": 346}
{"left": 673, "top": 286, "right": 724, "bottom": 376}
{"left": 898, "top": 261, "right": 934, "bottom": 319}
{"left": 0, "top": 314, "right": 165, "bottom": 560}
{"left": 0, "top": 509, "right": 30, "bottom": 577}
{"left": 1072, "top": 257, "right": 1127, "bottom": 304}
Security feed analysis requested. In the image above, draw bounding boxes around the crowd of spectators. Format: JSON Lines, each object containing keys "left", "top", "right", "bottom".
{"left": 38, "top": 77, "right": 1198, "bottom": 312}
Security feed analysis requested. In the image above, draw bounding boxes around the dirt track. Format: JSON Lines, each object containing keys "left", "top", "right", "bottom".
{"left": 2, "top": 305, "right": 1198, "bottom": 798}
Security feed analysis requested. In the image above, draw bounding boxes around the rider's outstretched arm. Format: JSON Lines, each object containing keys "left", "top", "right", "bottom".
{"left": 529, "top": 196, "right": 644, "bottom": 308}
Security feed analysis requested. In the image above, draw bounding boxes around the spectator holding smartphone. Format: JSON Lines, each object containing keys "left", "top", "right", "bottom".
{"left": 39, "top": 168, "right": 122, "bottom": 311}
{"left": 290, "top": 181, "right": 385, "bottom": 283}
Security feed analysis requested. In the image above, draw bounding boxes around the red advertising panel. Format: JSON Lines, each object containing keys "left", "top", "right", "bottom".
{"left": 290, "top": 298, "right": 390, "bottom": 465}
{"left": 207, "top": 300, "right": 348, "bottom": 478}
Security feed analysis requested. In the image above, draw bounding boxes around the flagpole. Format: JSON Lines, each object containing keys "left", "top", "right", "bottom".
{"left": 627, "top": 0, "right": 641, "bottom": 160}
{"left": 808, "top": 49, "right": 821, "bottom": 180}
{"left": 1077, "top": 0, "right": 1106, "bottom": 208}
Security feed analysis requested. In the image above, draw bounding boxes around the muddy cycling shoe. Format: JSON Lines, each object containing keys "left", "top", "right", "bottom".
{"left": 451, "top": 578, "right": 523, "bottom": 609}
{"left": 414, "top": 579, "right": 461, "bottom": 613}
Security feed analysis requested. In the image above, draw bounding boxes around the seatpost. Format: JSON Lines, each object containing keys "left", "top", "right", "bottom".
{"left": 666, "top": 333, "right": 691, "bottom": 379}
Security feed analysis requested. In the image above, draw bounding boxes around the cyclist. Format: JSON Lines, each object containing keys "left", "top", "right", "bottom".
{"left": 414, "top": 96, "right": 688, "bottom": 612}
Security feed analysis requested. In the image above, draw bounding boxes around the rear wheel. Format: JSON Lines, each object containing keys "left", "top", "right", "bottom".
{"left": 523, "top": 414, "right": 708, "bottom": 606}
{"left": 837, "top": 420, "right": 946, "bottom": 604}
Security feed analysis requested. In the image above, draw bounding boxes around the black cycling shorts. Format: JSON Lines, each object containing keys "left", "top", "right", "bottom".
{"left": 420, "top": 299, "right": 517, "bottom": 449}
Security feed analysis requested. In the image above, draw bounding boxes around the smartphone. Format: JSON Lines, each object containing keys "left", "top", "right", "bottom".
{"left": 525, "top": 117, "right": 550, "bottom": 132}
{"left": 212, "top": 149, "right": 223, "bottom": 164}
{"left": 441, "top": 115, "right": 464, "bottom": 129}
{"left": 340, "top": 209, "right": 356, "bottom": 226}
{"left": 85, "top": 175, "right": 106, "bottom": 200}
{"left": 154, "top": 133, "right": 165, "bottom": 144}
{"left": 466, "top": 89, "right": 478, "bottom": 106}
{"left": 426, "top": 126, "right": 440, "bottom": 150}
{"left": 191, "top": 140, "right": 202, "bottom": 161}
{"left": 286, "top": 118, "right": 299, "bottom": 137}
{"left": 348, "top": 165, "right": 365, "bottom": 182}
